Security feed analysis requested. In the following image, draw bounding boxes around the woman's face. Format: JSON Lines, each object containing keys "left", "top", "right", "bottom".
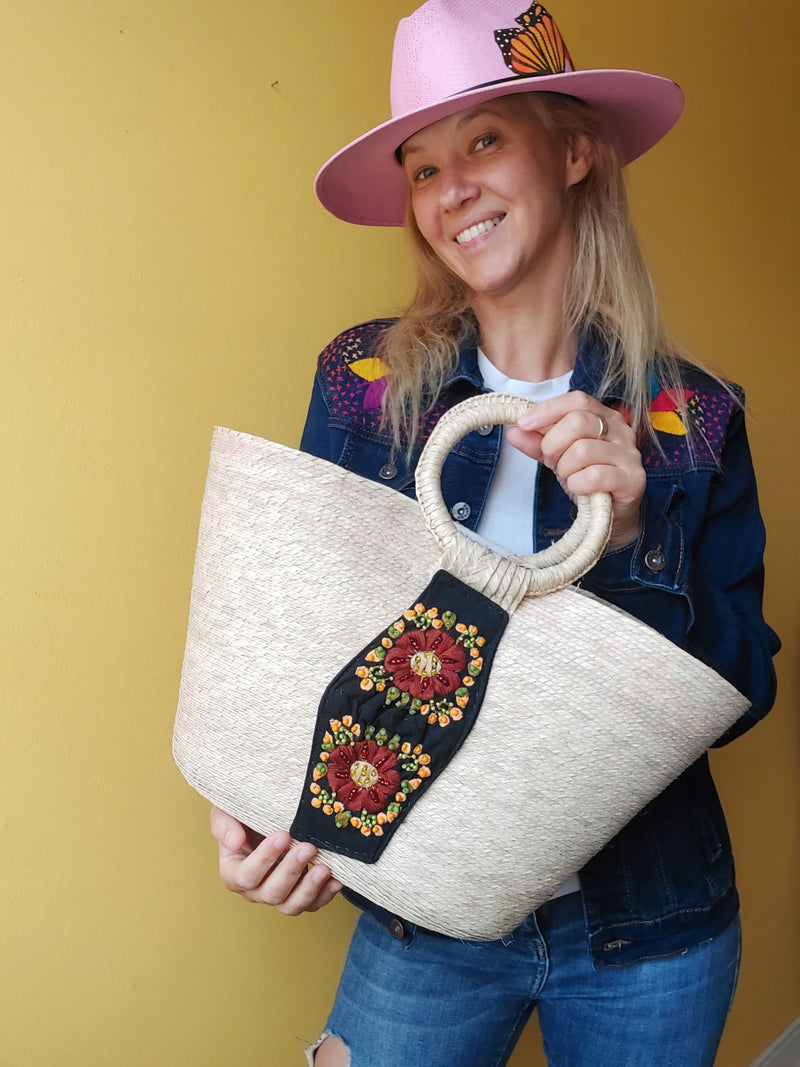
{"left": 401, "top": 95, "right": 590, "bottom": 306}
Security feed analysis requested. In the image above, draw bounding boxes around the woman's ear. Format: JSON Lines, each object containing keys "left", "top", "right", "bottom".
{"left": 565, "top": 134, "right": 593, "bottom": 189}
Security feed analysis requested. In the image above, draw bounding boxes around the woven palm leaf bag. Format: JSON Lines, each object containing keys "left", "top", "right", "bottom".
{"left": 173, "top": 393, "right": 748, "bottom": 940}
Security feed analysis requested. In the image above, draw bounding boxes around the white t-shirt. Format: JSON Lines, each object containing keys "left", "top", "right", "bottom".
{"left": 476, "top": 350, "right": 572, "bottom": 556}
{"left": 476, "top": 350, "right": 580, "bottom": 901}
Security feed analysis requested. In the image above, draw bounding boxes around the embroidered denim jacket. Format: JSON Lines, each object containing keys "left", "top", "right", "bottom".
{"left": 300, "top": 319, "right": 780, "bottom": 968}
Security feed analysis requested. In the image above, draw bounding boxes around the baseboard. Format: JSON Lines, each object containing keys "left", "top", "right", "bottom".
{"left": 751, "top": 1016, "right": 800, "bottom": 1066}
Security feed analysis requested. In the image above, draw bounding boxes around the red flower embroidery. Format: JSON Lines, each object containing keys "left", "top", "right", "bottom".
{"left": 384, "top": 630, "right": 466, "bottom": 700}
{"left": 326, "top": 740, "right": 401, "bottom": 813}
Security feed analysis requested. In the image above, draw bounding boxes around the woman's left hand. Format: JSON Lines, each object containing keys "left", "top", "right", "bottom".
{"left": 506, "top": 391, "right": 645, "bottom": 549}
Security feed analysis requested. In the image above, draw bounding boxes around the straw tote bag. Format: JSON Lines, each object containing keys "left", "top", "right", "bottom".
{"left": 174, "top": 393, "right": 748, "bottom": 940}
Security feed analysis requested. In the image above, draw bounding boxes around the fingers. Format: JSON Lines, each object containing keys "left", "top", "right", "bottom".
{"left": 214, "top": 820, "right": 343, "bottom": 916}
{"left": 275, "top": 862, "right": 344, "bottom": 917}
{"left": 513, "top": 393, "right": 635, "bottom": 482}
{"left": 559, "top": 454, "right": 644, "bottom": 504}
{"left": 550, "top": 435, "right": 641, "bottom": 492}
{"left": 218, "top": 829, "right": 290, "bottom": 890}
{"left": 519, "top": 395, "right": 625, "bottom": 450}
{"left": 504, "top": 422, "right": 544, "bottom": 461}
{"left": 231, "top": 834, "right": 306, "bottom": 896}
{"left": 210, "top": 806, "right": 248, "bottom": 852}
{"left": 512, "top": 392, "right": 645, "bottom": 548}
{"left": 238, "top": 840, "right": 342, "bottom": 916}
{"left": 515, "top": 390, "right": 610, "bottom": 434}
{"left": 304, "top": 873, "right": 345, "bottom": 912}
{"left": 511, "top": 393, "right": 617, "bottom": 461}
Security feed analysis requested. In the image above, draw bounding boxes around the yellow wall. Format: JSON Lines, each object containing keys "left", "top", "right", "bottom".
{"left": 2, "top": 2, "right": 796, "bottom": 1065}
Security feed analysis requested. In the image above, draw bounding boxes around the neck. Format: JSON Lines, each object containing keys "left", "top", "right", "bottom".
{"left": 472, "top": 295, "right": 578, "bottom": 382}
{"left": 469, "top": 231, "right": 578, "bottom": 381}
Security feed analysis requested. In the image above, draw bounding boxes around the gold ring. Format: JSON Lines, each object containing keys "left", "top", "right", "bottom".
{"left": 596, "top": 414, "right": 609, "bottom": 440}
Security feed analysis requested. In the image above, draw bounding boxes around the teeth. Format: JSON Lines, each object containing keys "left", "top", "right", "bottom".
{"left": 455, "top": 215, "right": 504, "bottom": 244}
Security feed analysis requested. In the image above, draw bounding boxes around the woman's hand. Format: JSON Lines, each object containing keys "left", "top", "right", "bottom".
{"left": 210, "top": 806, "right": 343, "bottom": 916}
{"left": 506, "top": 391, "right": 645, "bottom": 549}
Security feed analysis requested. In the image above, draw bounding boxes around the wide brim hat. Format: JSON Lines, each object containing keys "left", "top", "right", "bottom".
{"left": 315, "top": 0, "right": 684, "bottom": 227}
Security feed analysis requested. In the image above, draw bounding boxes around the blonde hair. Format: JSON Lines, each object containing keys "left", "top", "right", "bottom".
{"left": 378, "top": 91, "right": 691, "bottom": 452}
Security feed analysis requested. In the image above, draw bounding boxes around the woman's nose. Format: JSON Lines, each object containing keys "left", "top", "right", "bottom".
{"left": 439, "top": 164, "right": 479, "bottom": 212}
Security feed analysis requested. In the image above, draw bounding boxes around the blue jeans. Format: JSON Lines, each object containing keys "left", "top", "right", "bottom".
{"left": 317, "top": 893, "right": 741, "bottom": 1066}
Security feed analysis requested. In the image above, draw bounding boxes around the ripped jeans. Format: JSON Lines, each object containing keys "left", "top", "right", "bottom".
{"left": 307, "top": 892, "right": 740, "bottom": 1067}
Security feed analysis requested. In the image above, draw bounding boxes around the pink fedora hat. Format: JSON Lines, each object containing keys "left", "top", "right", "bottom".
{"left": 315, "top": 0, "right": 684, "bottom": 227}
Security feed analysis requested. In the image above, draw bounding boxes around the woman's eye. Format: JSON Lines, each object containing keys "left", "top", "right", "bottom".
{"left": 414, "top": 165, "right": 438, "bottom": 182}
{"left": 474, "top": 133, "right": 498, "bottom": 150}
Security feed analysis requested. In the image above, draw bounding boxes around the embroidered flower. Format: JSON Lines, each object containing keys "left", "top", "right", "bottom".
{"left": 309, "top": 720, "right": 431, "bottom": 836}
{"left": 648, "top": 387, "right": 697, "bottom": 436}
{"left": 384, "top": 629, "right": 467, "bottom": 700}
{"left": 326, "top": 739, "right": 401, "bottom": 813}
{"left": 358, "top": 604, "right": 486, "bottom": 726}
{"left": 347, "top": 355, "right": 389, "bottom": 411}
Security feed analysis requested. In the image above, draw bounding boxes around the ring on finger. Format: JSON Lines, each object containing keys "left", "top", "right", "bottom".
{"left": 595, "top": 414, "right": 609, "bottom": 440}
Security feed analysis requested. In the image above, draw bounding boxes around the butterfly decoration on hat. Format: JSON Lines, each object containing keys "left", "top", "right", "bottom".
{"left": 494, "top": 3, "right": 573, "bottom": 77}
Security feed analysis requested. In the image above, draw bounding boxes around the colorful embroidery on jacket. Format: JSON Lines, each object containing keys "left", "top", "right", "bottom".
{"left": 317, "top": 320, "right": 741, "bottom": 471}
{"left": 318, "top": 320, "right": 451, "bottom": 444}
{"left": 611, "top": 371, "right": 740, "bottom": 470}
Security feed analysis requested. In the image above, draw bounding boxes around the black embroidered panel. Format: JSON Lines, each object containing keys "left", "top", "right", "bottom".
{"left": 290, "top": 570, "right": 509, "bottom": 862}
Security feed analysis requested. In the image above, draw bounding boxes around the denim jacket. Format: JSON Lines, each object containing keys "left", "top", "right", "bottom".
{"left": 300, "top": 319, "right": 780, "bottom": 968}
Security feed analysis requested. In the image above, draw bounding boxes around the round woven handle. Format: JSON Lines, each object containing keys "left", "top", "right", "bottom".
{"left": 415, "top": 393, "right": 613, "bottom": 599}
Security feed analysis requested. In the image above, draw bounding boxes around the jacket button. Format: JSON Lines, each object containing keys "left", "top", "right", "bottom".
{"left": 477, "top": 424, "right": 493, "bottom": 436}
{"left": 450, "top": 501, "right": 471, "bottom": 521}
{"left": 378, "top": 462, "right": 397, "bottom": 480}
{"left": 389, "top": 917, "right": 406, "bottom": 940}
{"left": 644, "top": 546, "right": 666, "bottom": 573}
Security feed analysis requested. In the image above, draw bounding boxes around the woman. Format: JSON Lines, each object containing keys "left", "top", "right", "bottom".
{"left": 210, "top": 2, "right": 779, "bottom": 1064}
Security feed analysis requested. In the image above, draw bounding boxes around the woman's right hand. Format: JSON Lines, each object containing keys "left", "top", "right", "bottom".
{"left": 210, "top": 806, "right": 343, "bottom": 915}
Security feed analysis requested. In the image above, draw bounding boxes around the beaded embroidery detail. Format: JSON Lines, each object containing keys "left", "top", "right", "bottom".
{"left": 357, "top": 603, "right": 486, "bottom": 728}
{"left": 291, "top": 571, "right": 508, "bottom": 862}
{"left": 309, "top": 717, "right": 431, "bottom": 838}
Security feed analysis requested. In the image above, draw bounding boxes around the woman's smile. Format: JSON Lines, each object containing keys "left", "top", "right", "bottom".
{"left": 454, "top": 214, "right": 506, "bottom": 245}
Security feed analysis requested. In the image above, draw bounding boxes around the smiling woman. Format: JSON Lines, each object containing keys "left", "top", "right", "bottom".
{"left": 401, "top": 98, "right": 588, "bottom": 321}
{"left": 207, "top": 2, "right": 780, "bottom": 1065}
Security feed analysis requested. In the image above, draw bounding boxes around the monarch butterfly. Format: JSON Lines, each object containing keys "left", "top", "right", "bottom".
{"left": 494, "top": 3, "right": 573, "bottom": 77}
